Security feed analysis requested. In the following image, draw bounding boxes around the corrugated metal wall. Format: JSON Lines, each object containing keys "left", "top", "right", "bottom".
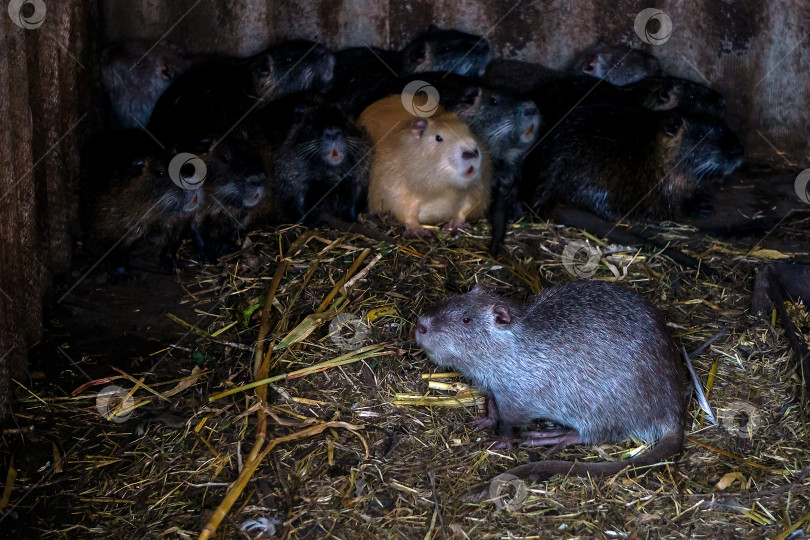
{"left": 0, "top": 2, "right": 98, "bottom": 417}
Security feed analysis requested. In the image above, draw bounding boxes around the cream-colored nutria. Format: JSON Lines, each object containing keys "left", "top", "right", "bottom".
{"left": 358, "top": 95, "right": 491, "bottom": 237}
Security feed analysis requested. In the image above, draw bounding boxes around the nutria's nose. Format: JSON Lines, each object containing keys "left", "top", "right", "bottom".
{"left": 247, "top": 174, "right": 266, "bottom": 187}
{"left": 416, "top": 323, "right": 427, "bottom": 334}
{"left": 523, "top": 103, "right": 539, "bottom": 117}
{"left": 323, "top": 127, "right": 341, "bottom": 141}
{"left": 462, "top": 149, "right": 479, "bottom": 160}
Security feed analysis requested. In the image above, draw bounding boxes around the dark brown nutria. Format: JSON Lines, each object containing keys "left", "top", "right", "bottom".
{"left": 400, "top": 25, "right": 491, "bottom": 78}
{"left": 483, "top": 42, "right": 661, "bottom": 98}
{"left": 482, "top": 58, "right": 563, "bottom": 96}
{"left": 568, "top": 41, "right": 662, "bottom": 85}
{"left": 101, "top": 40, "right": 192, "bottom": 130}
{"left": 82, "top": 153, "right": 204, "bottom": 277}
{"left": 533, "top": 75, "right": 726, "bottom": 125}
{"left": 191, "top": 139, "right": 270, "bottom": 262}
{"left": 359, "top": 95, "right": 491, "bottom": 237}
{"left": 523, "top": 103, "right": 744, "bottom": 221}
{"left": 330, "top": 28, "right": 490, "bottom": 115}
{"left": 273, "top": 95, "right": 370, "bottom": 225}
{"left": 328, "top": 46, "right": 403, "bottom": 114}
{"left": 148, "top": 40, "right": 335, "bottom": 143}
{"left": 415, "top": 281, "right": 686, "bottom": 480}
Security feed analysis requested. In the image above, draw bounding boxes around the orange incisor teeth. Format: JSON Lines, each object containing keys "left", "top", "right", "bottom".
{"left": 466, "top": 166, "right": 475, "bottom": 175}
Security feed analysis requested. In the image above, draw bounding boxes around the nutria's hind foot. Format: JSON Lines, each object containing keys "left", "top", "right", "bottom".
{"left": 521, "top": 429, "right": 583, "bottom": 453}
{"left": 443, "top": 220, "right": 471, "bottom": 230}
{"left": 404, "top": 226, "right": 433, "bottom": 238}
{"left": 490, "top": 436, "right": 514, "bottom": 451}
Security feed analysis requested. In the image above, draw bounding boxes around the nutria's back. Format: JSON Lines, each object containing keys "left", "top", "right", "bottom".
{"left": 524, "top": 103, "right": 743, "bottom": 220}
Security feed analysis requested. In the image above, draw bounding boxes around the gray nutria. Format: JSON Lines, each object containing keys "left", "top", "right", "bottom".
{"left": 101, "top": 40, "right": 192, "bottom": 130}
{"left": 415, "top": 281, "right": 685, "bottom": 480}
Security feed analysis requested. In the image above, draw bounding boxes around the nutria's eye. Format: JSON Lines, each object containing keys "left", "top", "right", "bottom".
{"left": 687, "top": 94, "right": 696, "bottom": 101}
{"left": 435, "top": 134, "right": 443, "bottom": 142}
{"left": 489, "top": 97, "right": 499, "bottom": 106}
{"left": 462, "top": 317, "right": 471, "bottom": 324}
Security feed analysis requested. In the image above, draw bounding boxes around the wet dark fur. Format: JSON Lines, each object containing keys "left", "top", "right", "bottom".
{"left": 330, "top": 28, "right": 490, "bottom": 116}
{"left": 415, "top": 281, "right": 686, "bottom": 479}
{"left": 400, "top": 25, "right": 491, "bottom": 78}
{"left": 533, "top": 75, "right": 726, "bottom": 127}
{"left": 273, "top": 95, "right": 370, "bottom": 224}
{"left": 81, "top": 154, "right": 203, "bottom": 276}
{"left": 191, "top": 139, "right": 270, "bottom": 261}
{"left": 524, "top": 103, "right": 743, "bottom": 221}
{"left": 569, "top": 41, "right": 662, "bottom": 85}
{"left": 101, "top": 40, "right": 192, "bottom": 130}
{"left": 148, "top": 40, "right": 335, "bottom": 143}
{"left": 482, "top": 58, "right": 560, "bottom": 97}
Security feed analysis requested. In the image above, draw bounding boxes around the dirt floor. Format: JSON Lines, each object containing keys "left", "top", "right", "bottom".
{"left": 1, "top": 164, "right": 809, "bottom": 539}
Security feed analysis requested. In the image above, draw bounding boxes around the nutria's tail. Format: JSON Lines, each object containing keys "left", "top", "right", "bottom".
{"left": 499, "top": 427, "right": 684, "bottom": 482}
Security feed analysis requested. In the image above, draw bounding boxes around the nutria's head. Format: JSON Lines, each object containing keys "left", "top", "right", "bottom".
{"left": 416, "top": 286, "right": 519, "bottom": 373}
{"left": 636, "top": 76, "right": 726, "bottom": 117}
{"left": 402, "top": 26, "right": 491, "bottom": 78}
{"left": 405, "top": 114, "right": 485, "bottom": 188}
{"left": 193, "top": 138, "right": 267, "bottom": 212}
{"left": 252, "top": 40, "right": 336, "bottom": 98}
{"left": 572, "top": 41, "right": 662, "bottom": 86}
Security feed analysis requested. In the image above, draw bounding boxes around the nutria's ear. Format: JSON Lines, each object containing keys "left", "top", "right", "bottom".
{"left": 493, "top": 305, "right": 512, "bottom": 326}
{"left": 255, "top": 53, "right": 275, "bottom": 77}
{"left": 131, "top": 157, "right": 147, "bottom": 172}
{"left": 408, "top": 40, "right": 428, "bottom": 64}
{"left": 411, "top": 118, "right": 428, "bottom": 139}
{"left": 292, "top": 104, "right": 308, "bottom": 122}
{"left": 581, "top": 58, "right": 597, "bottom": 74}
{"left": 658, "top": 82, "right": 674, "bottom": 104}
{"left": 663, "top": 113, "right": 683, "bottom": 137}
{"left": 460, "top": 86, "right": 480, "bottom": 105}
{"left": 159, "top": 60, "right": 174, "bottom": 81}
